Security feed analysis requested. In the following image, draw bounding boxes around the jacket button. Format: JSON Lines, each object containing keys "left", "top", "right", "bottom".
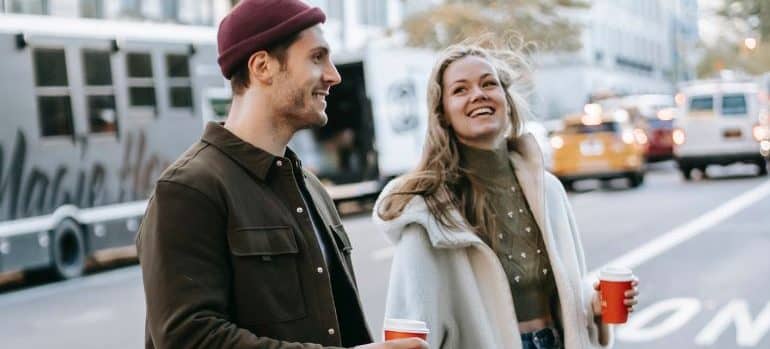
{"left": 328, "top": 328, "right": 335, "bottom": 335}
{"left": 276, "top": 160, "right": 283, "bottom": 167}
{"left": 317, "top": 267, "right": 324, "bottom": 274}
{"left": 296, "top": 207, "right": 304, "bottom": 214}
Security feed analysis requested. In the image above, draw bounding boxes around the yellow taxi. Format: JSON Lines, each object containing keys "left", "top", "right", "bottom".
{"left": 549, "top": 104, "right": 648, "bottom": 190}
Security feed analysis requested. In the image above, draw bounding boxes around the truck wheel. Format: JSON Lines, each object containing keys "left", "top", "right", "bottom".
{"left": 680, "top": 166, "right": 692, "bottom": 181}
{"left": 628, "top": 172, "right": 645, "bottom": 188}
{"left": 51, "top": 219, "right": 86, "bottom": 280}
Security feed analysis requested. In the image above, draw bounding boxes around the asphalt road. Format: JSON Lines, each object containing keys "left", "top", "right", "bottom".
{"left": 1, "top": 161, "right": 769, "bottom": 348}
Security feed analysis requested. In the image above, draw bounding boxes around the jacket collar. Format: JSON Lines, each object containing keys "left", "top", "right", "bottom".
{"left": 373, "top": 132, "right": 546, "bottom": 249}
{"left": 200, "top": 122, "right": 302, "bottom": 181}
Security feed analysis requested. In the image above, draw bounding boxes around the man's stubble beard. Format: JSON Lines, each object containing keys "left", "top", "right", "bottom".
{"left": 274, "top": 77, "right": 327, "bottom": 132}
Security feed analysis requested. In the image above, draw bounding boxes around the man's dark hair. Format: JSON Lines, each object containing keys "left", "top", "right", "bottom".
{"left": 230, "top": 31, "right": 302, "bottom": 95}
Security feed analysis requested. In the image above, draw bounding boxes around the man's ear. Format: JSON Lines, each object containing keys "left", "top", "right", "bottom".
{"left": 248, "top": 51, "right": 274, "bottom": 85}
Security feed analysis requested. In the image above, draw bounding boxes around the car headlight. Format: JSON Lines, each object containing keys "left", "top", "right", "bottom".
{"left": 673, "top": 128, "right": 686, "bottom": 145}
{"left": 550, "top": 135, "right": 565, "bottom": 149}
{"left": 622, "top": 129, "right": 635, "bottom": 144}
{"left": 753, "top": 124, "right": 768, "bottom": 141}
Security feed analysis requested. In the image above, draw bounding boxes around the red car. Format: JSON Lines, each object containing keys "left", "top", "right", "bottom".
{"left": 644, "top": 107, "right": 676, "bottom": 162}
{"left": 615, "top": 95, "right": 677, "bottom": 162}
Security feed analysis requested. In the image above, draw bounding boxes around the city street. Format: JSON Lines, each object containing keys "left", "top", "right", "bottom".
{"left": 1, "top": 161, "right": 769, "bottom": 348}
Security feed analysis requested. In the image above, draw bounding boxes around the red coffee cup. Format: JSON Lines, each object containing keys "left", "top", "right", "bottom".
{"left": 383, "top": 318, "right": 429, "bottom": 341}
{"left": 599, "top": 266, "right": 635, "bottom": 324}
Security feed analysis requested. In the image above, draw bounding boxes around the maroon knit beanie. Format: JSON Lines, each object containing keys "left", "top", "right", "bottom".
{"left": 217, "top": 0, "right": 326, "bottom": 79}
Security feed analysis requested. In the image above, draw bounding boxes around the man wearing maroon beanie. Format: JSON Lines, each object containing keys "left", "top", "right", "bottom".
{"left": 138, "top": 1, "right": 427, "bottom": 349}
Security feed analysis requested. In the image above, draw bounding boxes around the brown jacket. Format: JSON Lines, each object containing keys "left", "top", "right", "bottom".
{"left": 137, "top": 122, "right": 372, "bottom": 348}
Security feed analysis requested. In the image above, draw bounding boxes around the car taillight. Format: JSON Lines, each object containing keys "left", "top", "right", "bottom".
{"left": 753, "top": 124, "right": 768, "bottom": 141}
{"left": 673, "top": 128, "right": 686, "bottom": 145}
{"left": 550, "top": 135, "right": 565, "bottom": 149}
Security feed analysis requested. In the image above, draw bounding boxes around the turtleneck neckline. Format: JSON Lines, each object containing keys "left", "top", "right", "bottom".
{"left": 458, "top": 141, "right": 514, "bottom": 184}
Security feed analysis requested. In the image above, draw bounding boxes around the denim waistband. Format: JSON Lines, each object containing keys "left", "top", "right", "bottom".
{"left": 520, "top": 326, "right": 562, "bottom": 349}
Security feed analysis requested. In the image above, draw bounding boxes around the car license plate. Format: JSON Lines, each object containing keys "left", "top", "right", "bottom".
{"left": 578, "top": 159, "right": 609, "bottom": 171}
{"left": 723, "top": 129, "right": 742, "bottom": 139}
{"left": 580, "top": 140, "right": 604, "bottom": 156}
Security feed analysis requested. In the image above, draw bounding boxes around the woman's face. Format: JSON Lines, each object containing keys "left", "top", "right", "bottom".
{"left": 441, "top": 55, "right": 508, "bottom": 149}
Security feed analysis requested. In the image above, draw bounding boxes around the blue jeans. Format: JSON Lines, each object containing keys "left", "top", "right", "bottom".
{"left": 520, "top": 327, "right": 562, "bottom": 349}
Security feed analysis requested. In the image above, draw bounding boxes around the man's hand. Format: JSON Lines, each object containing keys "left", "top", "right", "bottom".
{"left": 355, "top": 338, "right": 429, "bottom": 349}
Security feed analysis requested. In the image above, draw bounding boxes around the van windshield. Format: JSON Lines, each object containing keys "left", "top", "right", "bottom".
{"left": 563, "top": 122, "right": 620, "bottom": 134}
{"left": 722, "top": 94, "right": 747, "bottom": 116}
{"left": 689, "top": 96, "right": 714, "bottom": 112}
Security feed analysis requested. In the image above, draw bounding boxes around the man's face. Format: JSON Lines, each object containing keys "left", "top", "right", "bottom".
{"left": 270, "top": 25, "right": 341, "bottom": 130}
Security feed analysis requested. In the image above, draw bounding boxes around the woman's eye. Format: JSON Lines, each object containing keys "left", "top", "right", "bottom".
{"left": 453, "top": 87, "right": 466, "bottom": 94}
{"left": 484, "top": 81, "right": 498, "bottom": 87}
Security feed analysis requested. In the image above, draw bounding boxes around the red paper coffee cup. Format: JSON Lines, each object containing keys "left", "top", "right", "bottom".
{"left": 383, "top": 318, "right": 429, "bottom": 341}
{"left": 599, "top": 266, "right": 635, "bottom": 324}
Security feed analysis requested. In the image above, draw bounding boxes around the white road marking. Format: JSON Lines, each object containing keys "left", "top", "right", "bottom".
{"left": 617, "top": 298, "right": 701, "bottom": 342}
{"left": 695, "top": 300, "right": 770, "bottom": 347}
{"left": 588, "top": 179, "right": 770, "bottom": 280}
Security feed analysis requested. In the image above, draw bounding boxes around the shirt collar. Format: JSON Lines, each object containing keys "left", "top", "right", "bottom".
{"left": 200, "top": 122, "right": 302, "bottom": 181}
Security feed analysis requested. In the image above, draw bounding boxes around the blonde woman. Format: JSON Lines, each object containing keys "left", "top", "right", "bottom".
{"left": 373, "top": 41, "right": 639, "bottom": 349}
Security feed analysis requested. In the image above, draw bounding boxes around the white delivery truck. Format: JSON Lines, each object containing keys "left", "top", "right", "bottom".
{"left": 673, "top": 79, "right": 769, "bottom": 180}
{"left": 204, "top": 44, "right": 435, "bottom": 202}
{"left": 0, "top": 13, "right": 224, "bottom": 279}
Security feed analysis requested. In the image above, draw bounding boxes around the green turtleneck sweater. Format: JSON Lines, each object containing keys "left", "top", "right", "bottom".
{"left": 458, "top": 142, "right": 558, "bottom": 322}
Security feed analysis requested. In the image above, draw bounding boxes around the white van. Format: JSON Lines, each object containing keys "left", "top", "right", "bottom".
{"left": 673, "top": 80, "right": 769, "bottom": 180}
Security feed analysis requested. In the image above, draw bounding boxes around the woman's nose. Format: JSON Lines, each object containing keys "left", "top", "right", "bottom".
{"left": 470, "top": 85, "right": 489, "bottom": 102}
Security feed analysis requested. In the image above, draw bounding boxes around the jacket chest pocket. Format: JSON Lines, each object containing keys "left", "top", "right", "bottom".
{"left": 227, "top": 226, "right": 306, "bottom": 325}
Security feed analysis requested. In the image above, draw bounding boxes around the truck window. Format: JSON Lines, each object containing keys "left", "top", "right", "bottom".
{"left": 721, "top": 94, "right": 747, "bottom": 116}
{"left": 127, "top": 52, "right": 156, "bottom": 110}
{"left": 689, "top": 96, "right": 713, "bottom": 112}
{"left": 166, "top": 54, "right": 193, "bottom": 109}
{"left": 33, "top": 48, "right": 74, "bottom": 137}
{"left": 83, "top": 50, "right": 118, "bottom": 135}
{"left": 8, "top": 0, "right": 48, "bottom": 14}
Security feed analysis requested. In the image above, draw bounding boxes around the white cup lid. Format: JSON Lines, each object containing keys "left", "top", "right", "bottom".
{"left": 383, "top": 318, "right": 429, "bottom": 333}
{"left": 599, "top": 266, "right": 634, "bottom": 282}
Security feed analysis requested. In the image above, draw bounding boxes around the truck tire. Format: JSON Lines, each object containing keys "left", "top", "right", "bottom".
{"left": 50, "top": 219, "right": 86, "bottom": 280}
{"left": 680, "top": 166, "right": 692, "bottom": 181}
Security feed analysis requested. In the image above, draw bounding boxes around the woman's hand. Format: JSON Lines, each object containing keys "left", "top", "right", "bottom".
{"left": 591, "top": 279, "right": 639, "bottom": 319}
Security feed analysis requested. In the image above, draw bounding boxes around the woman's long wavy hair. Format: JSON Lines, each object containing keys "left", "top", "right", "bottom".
{"left": 377, "top": 37, "right": 534, "bottom": 241}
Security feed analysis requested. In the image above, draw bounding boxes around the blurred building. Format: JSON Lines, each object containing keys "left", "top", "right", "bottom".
{"left": 277, "top": 0, "right": 434, "bottom": 53}
{"left": 0, "top": 0, "right": 231, "bottom": 26}
{"left": 532, "top": 0, "right": 700, "bottom": 120}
